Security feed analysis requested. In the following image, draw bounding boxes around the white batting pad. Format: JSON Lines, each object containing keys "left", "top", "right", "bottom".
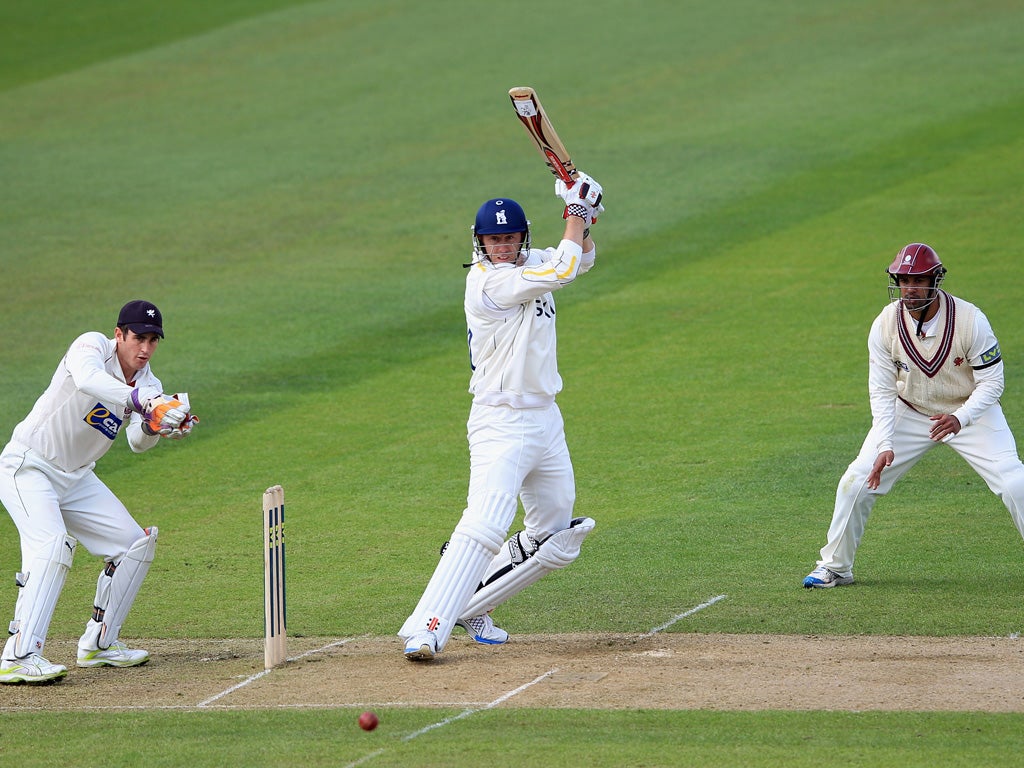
{"left": 460, "top": 516, "right": 595, "bottom": 619}
{"left": 7, "top": 533, "right": 76, "bottom": 658}
{"left": 81, "top": 527, "right": 158, "bottom": 650}
{"left": 399, "top": 492, "right": 516, "bottom": 650}
{"left": 477, "top": 530, "right": 540, "bottom": 590}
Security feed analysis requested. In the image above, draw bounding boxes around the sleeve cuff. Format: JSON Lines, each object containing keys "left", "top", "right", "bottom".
{"left": 558, "top": 238, "right": 584, "bottom": 258}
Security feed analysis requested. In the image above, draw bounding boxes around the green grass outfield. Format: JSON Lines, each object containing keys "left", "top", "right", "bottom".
{"left": 2, "top": 0, "right": 1024, "bottom": 764}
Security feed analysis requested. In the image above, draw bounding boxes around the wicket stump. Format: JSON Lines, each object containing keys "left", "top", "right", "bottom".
{"left": 263, "top": 484, "right": 287, "bottom": 669}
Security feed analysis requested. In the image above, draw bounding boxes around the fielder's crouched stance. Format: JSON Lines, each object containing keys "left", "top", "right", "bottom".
{"left": 804, "top": 244, "right": 1024, "bottom": 588}
{"left": 398, "top": 174, "right": 605, "bottom": 661}
{"left": 0, "top": 301, "right": 197, "bottom": 684}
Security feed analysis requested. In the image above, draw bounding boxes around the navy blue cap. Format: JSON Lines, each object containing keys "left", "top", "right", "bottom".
{"left": 117, "top": 300, "right": 164, "bottom": 338}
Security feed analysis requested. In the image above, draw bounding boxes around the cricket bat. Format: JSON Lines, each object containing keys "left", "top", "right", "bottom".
{"left": 508, "top": 86, "right": 579, "bottom": 185}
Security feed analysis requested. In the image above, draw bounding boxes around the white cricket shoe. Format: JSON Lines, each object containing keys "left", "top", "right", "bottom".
{"left": 404, "top": 631, "right": 438, "bottom": 661}
{"left": 0, "top": 653, "right": 68, "bottom": 684}
{"left": 456, "top": 614, "right": 509, "bottom": 645}
{"left": 803, "top": 565, "right": 854, "bottom": 589}
{"left": 77, "top": 639, "right": 150, "bottom": 668}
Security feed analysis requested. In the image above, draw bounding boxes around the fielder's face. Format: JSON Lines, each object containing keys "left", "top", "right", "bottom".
{"left": 115, "top": 328, "right": 161, "bottom": 378}
{"left": 480, "top": 232, "right": 525, "bottom": 264}
{"left": 896, "top": 274, "right": 939, "bottom": 315}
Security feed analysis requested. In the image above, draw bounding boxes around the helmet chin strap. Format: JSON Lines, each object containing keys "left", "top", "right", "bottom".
{"left": 466, "top": 233, "right": 528, "bottom": 268}
{"left": 914, "top": 309, "right": 927, "bottom": 339}
{"left": 462, "top": 250, "right": 525, "bottom": 269}
{"left": 906, "top": 290, "right": 940, "bottom": 338}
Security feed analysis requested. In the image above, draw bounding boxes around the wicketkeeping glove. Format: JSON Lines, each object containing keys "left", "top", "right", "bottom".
{"left": 130, "top": 391, "right": 189, "bottom": 436}
{"left": 145, "top": 398, "right": 189, "bottom": 436}
{"left": 162, "top": 413, "right": 199, "bottom": 440}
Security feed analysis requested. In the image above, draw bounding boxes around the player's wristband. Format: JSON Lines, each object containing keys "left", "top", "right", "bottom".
{"left": 565, "top": 203, "right": 588, "bottom": 220}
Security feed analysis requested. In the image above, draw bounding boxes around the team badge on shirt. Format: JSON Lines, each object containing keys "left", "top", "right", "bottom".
{"left": 84, "top": 404, "right": 122, "bottom": 440}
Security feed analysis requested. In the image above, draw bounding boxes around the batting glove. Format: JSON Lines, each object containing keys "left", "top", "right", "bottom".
{"left": 555, "top": 172, "right": 603, "bottom": 207}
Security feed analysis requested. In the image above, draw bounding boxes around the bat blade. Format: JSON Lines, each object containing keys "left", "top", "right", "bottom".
{"left": 508, "top": 86, "right": 578, "bottom": 184}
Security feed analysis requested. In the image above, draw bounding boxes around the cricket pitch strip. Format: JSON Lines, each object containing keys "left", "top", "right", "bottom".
{"left": 3, "top": 633, "right": 1023, "bottom": 712}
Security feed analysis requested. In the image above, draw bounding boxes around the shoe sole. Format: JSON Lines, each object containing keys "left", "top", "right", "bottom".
{"left": 456, "top": 621, "right": 508, "bottom": 646}
{"left": 803, "top": 577, "right": 854, "bottom": 588}
{"left": 0, "top": 669, "right": 67, "bottom": 684}
{"left": 404, "top": 643, "right": 435, "bottom": 661}
{"left": 77, "top": 656, "right": 150, "bottom": 668}
{"left": 465, "top": 634, "right": 508, "bottom": 645}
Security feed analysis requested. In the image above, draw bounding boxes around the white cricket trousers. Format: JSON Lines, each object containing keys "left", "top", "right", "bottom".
{"left": 817, "top": 401, "right": 1024, "bottom": 573}
{"left": 398, "top": 401, "right": 576, "bottom": 647}
{"left": 466, "top": 400, "right": 576, "bottom": 542}
{"left": 0, "top": 443, "right": 146, "bottom": 568}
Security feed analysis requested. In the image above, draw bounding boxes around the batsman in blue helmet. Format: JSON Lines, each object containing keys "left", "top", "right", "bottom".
{"left": 399, "top": 172, "right": 606, "bottom": 660}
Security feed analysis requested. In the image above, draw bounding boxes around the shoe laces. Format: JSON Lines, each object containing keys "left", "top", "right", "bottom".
{"left": 93, "top": 640, "right": 130, "bottom": 654}
{"left": 19, "top": 654, "right": 55, "bottom": 669}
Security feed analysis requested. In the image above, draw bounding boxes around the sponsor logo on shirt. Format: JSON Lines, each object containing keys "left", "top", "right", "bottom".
{"left": 980, "top": 343, "right": 1001, "bottom": 366}
{"left": 84, "top": 404, "right": 122, "bottom": 440}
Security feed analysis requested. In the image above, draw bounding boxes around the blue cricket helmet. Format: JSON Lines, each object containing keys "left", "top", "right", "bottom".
{"left": 470, "top": 198, "right": 531, "bottom": 265}
{"left": 473, "top": 198, "right": 529, "bottom": 235}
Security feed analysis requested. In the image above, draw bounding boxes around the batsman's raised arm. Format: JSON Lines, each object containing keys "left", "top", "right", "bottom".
{"left": 506, "top": 85, "right": 603, "bottom": 259}
{"left": 398, "top": 170, "right": 604, "bottom": 661}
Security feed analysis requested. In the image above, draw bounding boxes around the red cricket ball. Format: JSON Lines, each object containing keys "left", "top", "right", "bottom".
{"left": 358, "top": 711, "right": 379, "bottom": 731}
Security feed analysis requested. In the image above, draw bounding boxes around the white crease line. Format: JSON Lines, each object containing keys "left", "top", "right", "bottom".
{"left": 198, "top": 669, "right": 273, "bottom": 706}
{"left": 0, "top": 701, "right": 489, "bottom": 713}
{"left": 643, "top": 594, "right": 727, "bottom": 637}
{"left": 342, "top": 668, "right": 560, "bottom": 768}
{"left": 197, "top": 637, "right": 357, "bottom": 707}
{"left": 402, "top": 668, "right": 559, "bottom": 741}
{"left": 345, "top": 749, "right": 388, "bottom": 768}
{"left": 287, "top": 637, "right": 361, "bottom": 661}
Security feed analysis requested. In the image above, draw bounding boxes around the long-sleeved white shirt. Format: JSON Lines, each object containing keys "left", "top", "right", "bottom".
{"left": 868, "top": 292, "right": 1003, "bottom": 453}
{"left": 465, "top": 239, "right": 595, "bottom": 408}
{"left": 9, "top": 332, "right": 161, "bottom": 472}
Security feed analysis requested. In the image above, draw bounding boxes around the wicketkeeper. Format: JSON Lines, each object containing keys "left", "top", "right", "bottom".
{"left": 0, "top": 300, "right": 197, "bottom": 683}
{"left": 398, "top": 173, "right": 604, "bottom": 660}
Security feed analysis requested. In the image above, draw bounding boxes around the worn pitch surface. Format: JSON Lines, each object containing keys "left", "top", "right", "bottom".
{"left": 4, "top": 633, "right": 1023, "bottom": 712}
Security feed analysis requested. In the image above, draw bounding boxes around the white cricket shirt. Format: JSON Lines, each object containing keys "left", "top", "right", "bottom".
{"left": 8, "top": 332, "right": 161, "bottom": 472}
{"left": 465, "top": 239, "right": 595, "bottom": 408}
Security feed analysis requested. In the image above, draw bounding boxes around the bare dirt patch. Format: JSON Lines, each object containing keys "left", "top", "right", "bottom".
{"left": 4, "top": 633, "right": 1024, "bottom": 712}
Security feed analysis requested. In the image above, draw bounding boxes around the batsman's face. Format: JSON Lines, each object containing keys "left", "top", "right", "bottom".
{"left": 115, "top": 328, "right": 161, "bottom": 376}
{"left": 897, "top": 274, "right": 938, "bottom": 313}
{"left": 481, "top": 233, "right": 525, "bottom": 264}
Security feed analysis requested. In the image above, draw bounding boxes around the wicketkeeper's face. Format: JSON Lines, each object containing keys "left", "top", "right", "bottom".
{"left": 480, "top": 232, "right": 525, "bottom": 263}
{"left": 115, "top": 328, "right": 161, "bottom": 376}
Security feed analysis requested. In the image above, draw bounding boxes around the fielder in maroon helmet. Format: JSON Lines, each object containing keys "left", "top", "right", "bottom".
{"left": 886, "top": 243, "right": 947, "bottom": 336}
{"left": 804, "top": 243, "right": 1024, "bottom": 588}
